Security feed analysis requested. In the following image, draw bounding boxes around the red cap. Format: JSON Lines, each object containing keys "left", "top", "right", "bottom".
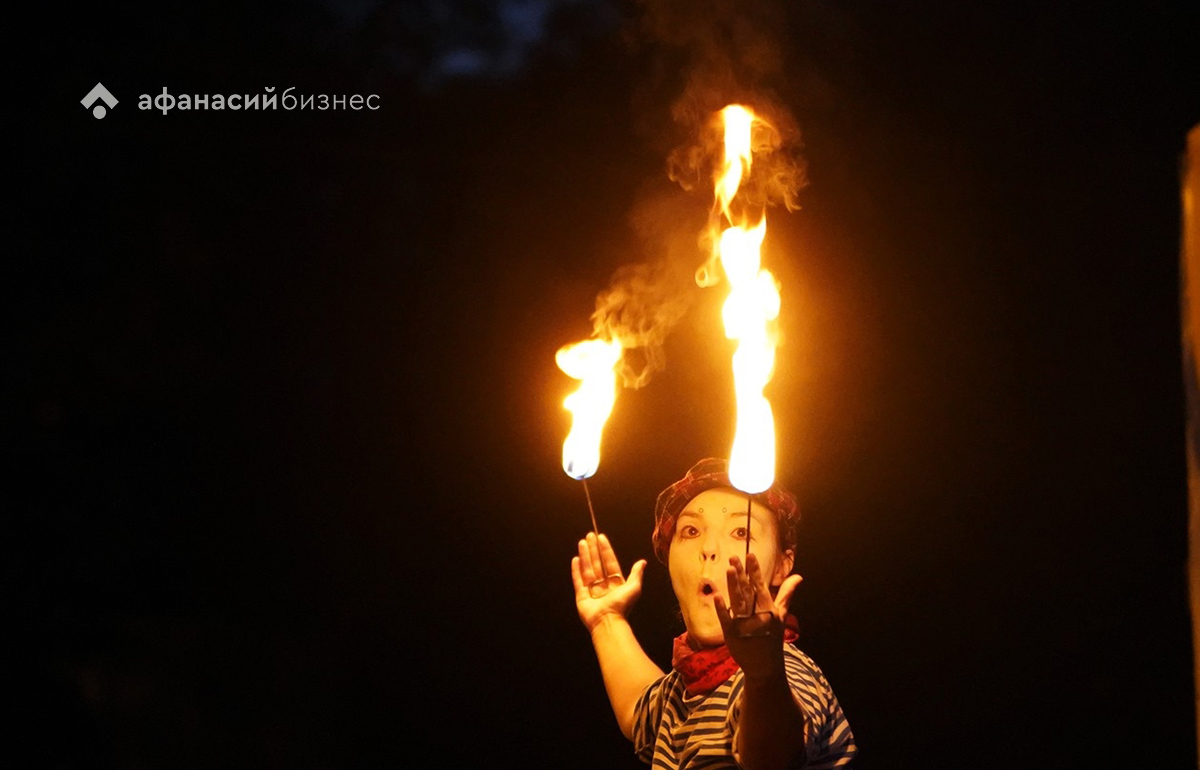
{"left": 651, "top": 458, "right": 801, "bottom": 564}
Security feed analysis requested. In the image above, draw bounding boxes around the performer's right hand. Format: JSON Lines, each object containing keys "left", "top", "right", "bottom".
{"left": 572, "top": 532, "right": 646, "bottom": 632}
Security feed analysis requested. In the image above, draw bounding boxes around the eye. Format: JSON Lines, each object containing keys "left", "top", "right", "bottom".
{"left": 731, "top": 526, "right": 749, "bottom": 540}
{"left": 680, "top": 524, "right": 700, "bottom": 538}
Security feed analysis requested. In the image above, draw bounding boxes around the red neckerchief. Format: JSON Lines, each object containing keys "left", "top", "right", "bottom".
{"left": 672, "top": 615, "right": 800, "bottom": 696}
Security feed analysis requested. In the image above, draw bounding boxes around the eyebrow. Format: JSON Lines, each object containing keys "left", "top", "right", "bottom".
{"left": 735, "top": 509, "right": 770, "bottom": 527}
{"left": 678, "top": 508, "right": 770, "bottom": 525}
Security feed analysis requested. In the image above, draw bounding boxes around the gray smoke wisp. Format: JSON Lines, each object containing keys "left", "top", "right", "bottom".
{"left": 586, "top": 0, "right": 806, "bottom": 387}
{"left": 590, "top": 191, "right": 702, "bottom": 388}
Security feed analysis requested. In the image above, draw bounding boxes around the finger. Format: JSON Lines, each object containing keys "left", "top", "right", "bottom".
{"left": 571, "top": 556, "right": 590, "bottom": 602}
{"left": 713, "top": 592, "right": 734, "bottom": 636}
{"left": 585, "top": 532, "right": 604, "bottom": 582}
{"left": 774, "top": 574, "right": 804, "bottom": 613}
{"left": 725, "top": 563, "right": 745, "bottom": 616}
{"left": 729, "top": 556, "right": 753, "bottom": 613}
{"left": 577, "top": 539, "right": 597, "bottom": 585}
{"left": 598, "top": 534, "right": 622, "bottom": 579}
{"left": 744, "top": 552, "right": 763, "bottom": 587}
{"left": 745, "top": 553, "right": 773, "bottom": 608}
{"left": 627, "top": 559, "right": 647, "bottom": 591}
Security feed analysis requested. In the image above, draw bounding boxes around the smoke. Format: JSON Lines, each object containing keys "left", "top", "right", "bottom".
{"left": 587, "top": 0, "right": 806, "bottom": 387}
{"left": 638, "top": 0, "right": 806, "bottom": 203}
{"left": 591, "top": 190, "right": 704, "bottom": 388}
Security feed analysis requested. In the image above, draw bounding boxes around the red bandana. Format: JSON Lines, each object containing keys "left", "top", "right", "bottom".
{"left": 671, "top": 616, "right": 800, "bottom": 696}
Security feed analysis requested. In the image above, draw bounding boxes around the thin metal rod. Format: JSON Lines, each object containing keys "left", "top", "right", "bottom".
{"left": 746, "top": 494, "right": 756, "bottom": 615}
{"left": 745, "top": 495, "right": 752, "bottom": 557}
{"left": 581, "top": 478, "right": 622, "bottom": 591}
{"left": 582, "top": 478, "right": 599, "bottom": 537}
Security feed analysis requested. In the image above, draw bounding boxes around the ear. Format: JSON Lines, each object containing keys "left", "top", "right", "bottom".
{"left": 771, "top": 548, "right": 795, "bottom": 586}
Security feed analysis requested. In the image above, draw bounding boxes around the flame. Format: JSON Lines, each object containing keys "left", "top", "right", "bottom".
{"left": 716, "top": 105, "right": 754, "bottom": 216}
{"left": 556, "top": 338, "right": 623, "bottom": 480}
{"left": 713, "top": 105, "right": 779, "bottom": 494}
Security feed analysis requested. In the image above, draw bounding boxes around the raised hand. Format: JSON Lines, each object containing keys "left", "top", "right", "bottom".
{"left": 572, "top": 532, "right": 647, "bottom": 632}
{"left": 713, "top": 553, "right": 804, "bottom": 680}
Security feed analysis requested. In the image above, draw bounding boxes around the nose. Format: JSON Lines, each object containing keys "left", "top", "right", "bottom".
{"left": 700, "top": 532, "right": 721, "bottom": 562}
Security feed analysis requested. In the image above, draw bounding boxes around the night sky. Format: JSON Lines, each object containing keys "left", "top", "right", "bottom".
{"left": 16, "top": 0, "right": 1200, "bottom": 766}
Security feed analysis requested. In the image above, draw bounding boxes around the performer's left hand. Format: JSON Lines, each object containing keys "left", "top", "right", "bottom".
{"left": 713, "top": 554, "right": 803, "bottom": 681}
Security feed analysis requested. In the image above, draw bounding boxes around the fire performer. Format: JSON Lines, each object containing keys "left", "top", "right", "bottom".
{"left": 571, "top": 458, "right": 856, "bottom": 769}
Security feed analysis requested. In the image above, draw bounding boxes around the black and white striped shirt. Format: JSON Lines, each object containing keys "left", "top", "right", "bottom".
{"left": 633, "top": 644, "right": 856, "bottom": 769}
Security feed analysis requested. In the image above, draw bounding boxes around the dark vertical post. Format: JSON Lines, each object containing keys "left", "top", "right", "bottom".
{"left": 1181, "top": 123, "right": 1200, "bottom": 768}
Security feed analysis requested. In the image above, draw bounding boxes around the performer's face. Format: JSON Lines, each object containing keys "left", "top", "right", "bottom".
{"left": 667, "top": 488, "right": 794, "bottom": 647}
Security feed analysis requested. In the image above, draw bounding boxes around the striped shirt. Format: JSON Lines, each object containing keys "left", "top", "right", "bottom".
{"left": 632, "top": 644, "right": 856, "bottom": 769}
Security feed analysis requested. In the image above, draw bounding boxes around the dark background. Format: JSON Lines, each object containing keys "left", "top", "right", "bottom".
{"left": 15, "top": 0, "right": 1199, "bottom": 766}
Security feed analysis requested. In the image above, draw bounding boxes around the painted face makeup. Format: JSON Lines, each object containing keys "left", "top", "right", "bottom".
{"left": 666, "top": 487, "right": 792, "bottom": 647}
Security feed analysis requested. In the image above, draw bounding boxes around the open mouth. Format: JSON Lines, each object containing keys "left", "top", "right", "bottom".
{"left": 699, "top": 580, "right": 716, "bottom": 597}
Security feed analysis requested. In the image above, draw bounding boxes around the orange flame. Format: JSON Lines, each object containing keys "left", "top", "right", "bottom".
{"left": 556, "top": 338, "right": 623, "bottom": 480}
{"left": 712, "top": 105, "right": 779, "bottom": 494}
{"left": 716, "top": 104, "right": 754, "bottom": 217}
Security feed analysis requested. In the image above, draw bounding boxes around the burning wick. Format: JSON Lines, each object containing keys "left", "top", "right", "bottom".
{"left": 556, "top": 338, "right": 625, "bottom": 597}
{"left": 556, "top": 337, "right": 622, "bottom": 484}
{"left": 708, "top": 104, "right": 780, "bottom": 629}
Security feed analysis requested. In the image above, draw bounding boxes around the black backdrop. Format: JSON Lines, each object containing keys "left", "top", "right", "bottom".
{"left": 15, "top": 1, "right": 1200, "bottom": 766}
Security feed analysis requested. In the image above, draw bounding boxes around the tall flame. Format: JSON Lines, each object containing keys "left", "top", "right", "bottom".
{"left": 557, "top": 338, "right": 623, "bottom": 480}
{"left": 713, "top": 105, "right": 779, "bottom": 494}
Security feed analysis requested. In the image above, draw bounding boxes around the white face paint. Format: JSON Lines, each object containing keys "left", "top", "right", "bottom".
{"left": 666, "top": 488, "right": 793, "bottom": 647}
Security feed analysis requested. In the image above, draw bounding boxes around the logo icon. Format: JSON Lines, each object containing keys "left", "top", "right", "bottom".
{"left": 81, "top": 83, "right": 118, "bottom": 119}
